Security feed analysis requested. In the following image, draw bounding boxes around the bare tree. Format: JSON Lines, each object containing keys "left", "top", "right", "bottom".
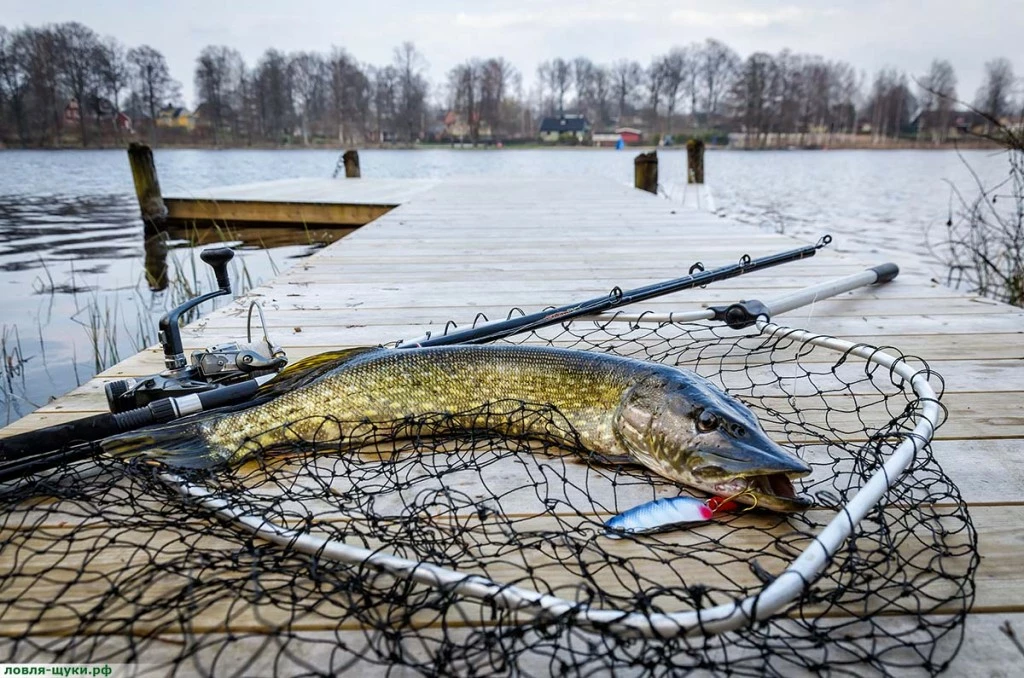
{"left": 591, "top": 65, "right": 611, "bottom": 127}
{"left": 371, "top": 64, "right": 399, "bottom": 141}
{"left": 0, "top": 27, "right": 29, "bottom": 143}
{"left": 253, "top": 48, "right": 293, "bottom": 142}
{"left": 660, "top": 48, "right": 689, "bottom": 135}
{"left": 479, "top": 57, "right": 516, "bottom": 139}
{"left": 730, "top": 52, "right": 779, "bottom": 147}
{"left": 918, "top": 59, "right": 958, "bottom": 142}
{"left": 773, "top": 50, "right": 803, "bottom": 134}
{"left": 23, "top": 27, "right": 66, "bottom": 144}
{"left": 975, "top": 58, "right": 1015, "bottom": 121}
{"left": 572, "top": 56, "right": 593, "bottom": 113}
{"left": 392, "top": 41, "right": 428, "bottom": 142}
{"left": 127, "top": 45, "right": 176, "bottom": 140}
{"left": 535, "top": 60, "right": 552, "bottom": 116}
{"left": 96, "top": 37, "right": 128, "bottom": 115}
{"left": 195, "top": 45, "right": 245, "bottom": 145}
{"left": 448, "top": 60, "right": 479, "bottom": 144}
{"left": 866, "top": 67, "right": 916, "bottom": 141}
{"left": 611, "top": 59, "right": 641, "bottom": 123}
{"left": 551, "top": 58, "right": 571, "bottom": 116}
{"left": 326, "top": 47, "right": 368, "bottom": 143}
{"left": 699, "top": 38, "right": 740, "bottom": 116}
{"left": 55, "top": 22, "right": 100, "bottom": 146}
{"left": 289, "top": 51, "right": 326, "bottom": 144}
{"left": 646, "top": 58, "right": 667, "bottom": 133}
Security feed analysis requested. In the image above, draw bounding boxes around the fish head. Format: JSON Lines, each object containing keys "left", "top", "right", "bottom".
{"left": 613, "top": 370, "right": 812, "bottom": 512}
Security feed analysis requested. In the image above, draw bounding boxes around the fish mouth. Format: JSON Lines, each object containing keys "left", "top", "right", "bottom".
{"left": 711, "top": 472, "right": 813, "bottom": 512}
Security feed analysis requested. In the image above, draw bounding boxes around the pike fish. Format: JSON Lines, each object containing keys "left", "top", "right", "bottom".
{"left": 101, "top": 345, "right": 812, "bottom": 512}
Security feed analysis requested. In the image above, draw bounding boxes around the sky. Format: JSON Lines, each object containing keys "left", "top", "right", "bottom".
{"left": 3, "top": 0, "right": 1023, "bottom": 108}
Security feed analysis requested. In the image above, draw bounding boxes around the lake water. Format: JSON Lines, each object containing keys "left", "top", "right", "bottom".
{"left": 0, "top": 147, "right": 1011, "bottom": 425}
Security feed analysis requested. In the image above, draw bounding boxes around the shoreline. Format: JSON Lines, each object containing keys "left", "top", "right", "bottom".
{"left": 0, "top": 140, "right": 1007, "bottom": 152}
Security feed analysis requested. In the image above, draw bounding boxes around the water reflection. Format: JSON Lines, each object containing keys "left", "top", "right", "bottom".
{"left": 144, "top": 229, "right": 169, "bottom": 292}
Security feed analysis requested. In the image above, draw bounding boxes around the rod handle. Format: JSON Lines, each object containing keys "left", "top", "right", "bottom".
{"left": 0, "top": 413, "right": 118, "bottom": 461}
{"left": 870, "top": 263, "right": 900, "bottom": 284}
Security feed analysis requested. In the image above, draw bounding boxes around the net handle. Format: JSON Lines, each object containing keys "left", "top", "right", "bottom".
{"left": 580, "top": 264, "right": 899, "bottom": 325}
{"left": 160, "top": 320, "right": 941, "bottom": 639}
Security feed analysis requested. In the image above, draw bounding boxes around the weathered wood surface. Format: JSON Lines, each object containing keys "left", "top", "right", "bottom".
{"left": 127, "top": 142, "right": 167, "bottom": 223}
{"left": 2, "top": 176, "right": 1023, "bottom": 673}
{"left": 163, "top": 177, "right": 437, "bottom": 204}
{"left": 342, "top": 149, "right": 361, "bottom": 178}
{"left": 162, "top": 177, "right": 438, "bottom": 225}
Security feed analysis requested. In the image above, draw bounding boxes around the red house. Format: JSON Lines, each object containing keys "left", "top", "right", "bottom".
{"left": 615, "top": 127, "right": 642, "bottom": 144}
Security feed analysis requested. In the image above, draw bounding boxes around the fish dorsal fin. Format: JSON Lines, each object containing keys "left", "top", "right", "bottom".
{"left": 256, "top": 346, "right": 382, "bottom": 398}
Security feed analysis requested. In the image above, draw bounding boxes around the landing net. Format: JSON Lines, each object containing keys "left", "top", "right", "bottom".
{"left": 0, "top": 316, "right": 977, "bottom": 676}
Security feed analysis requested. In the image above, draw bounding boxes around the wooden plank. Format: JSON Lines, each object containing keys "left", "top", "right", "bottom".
{"left": 159, "top": 222, "right": 356, "bottom": 249}
{"left": 2, "top": 614, "right": 1018, "bottom": 676}
{"left": 163, "top": 177, "right": 438, "bottom": 204}
{"left": 71, "top": 338, "right": 1024, "bottom": 379}
{"left": 164, "top": 198, "right": 394, "bottom": 226}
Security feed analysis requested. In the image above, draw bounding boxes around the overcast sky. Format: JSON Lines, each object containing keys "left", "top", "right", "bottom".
{"left": 3, "top": 0, "right": 1022, "bottom": 107}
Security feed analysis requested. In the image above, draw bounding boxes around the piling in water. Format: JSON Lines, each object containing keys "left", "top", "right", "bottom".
{"left": 686, "top": 139, "right": 705, "bottom": 184}
{"left": 128, "top": 143, "right": 167, "bottom": 225}
{"left": 634, "top": 152, "right": 658, "bottom": 194}
{"left": 343, "top": 150, "right": 361, "bottom": 178}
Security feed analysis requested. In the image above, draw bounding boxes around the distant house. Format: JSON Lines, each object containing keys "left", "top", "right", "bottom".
{"left": 539, "top": 114, "right": 590, "bottom": 143}
{"left": 442, "top": 110, "right": 492, "bottom": 140}
{"left": 114, "top": 111, "right": 133, "bottom": 132}
{"left": 592, "top": 133, "right": 622, "bottom": 148}
{"left": 910, "top": 109, "right": 989, "bottom": 140}
{"left": 156, "top": 106, "right": 194, "bottom": 130}
{"left": 614, "top": 127, "right": 642, "bottom": 144}
{"left": 64, "top": 96, "right": 133, "bottom": 131}
{"left": 63, "top": 98, "right": 81, "bottom": 125}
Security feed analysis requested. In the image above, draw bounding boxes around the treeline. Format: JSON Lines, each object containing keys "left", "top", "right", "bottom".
{"left": 0, "top": 20, "right": 1020, "bottom": 148}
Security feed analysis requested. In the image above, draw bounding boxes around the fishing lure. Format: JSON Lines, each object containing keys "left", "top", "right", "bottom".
{"left": 604, "top": 495, "right": 743, "bottom": 538}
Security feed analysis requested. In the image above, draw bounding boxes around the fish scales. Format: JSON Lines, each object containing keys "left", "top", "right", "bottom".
{"left": 207, "top": 345, "right": 655, "bottom": 462}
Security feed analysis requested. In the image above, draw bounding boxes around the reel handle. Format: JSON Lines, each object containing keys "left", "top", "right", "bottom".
{"left": 200, "top": 247, "right": 234, "bottom": 292}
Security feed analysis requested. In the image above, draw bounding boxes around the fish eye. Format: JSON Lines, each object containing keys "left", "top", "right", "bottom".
{"left": 696, "top": 410, "right": 719, "bottom": 433}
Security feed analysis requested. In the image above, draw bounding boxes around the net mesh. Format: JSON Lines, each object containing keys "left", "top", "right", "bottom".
{"left": 0, "top": 317, "right": 977, "bottom": 677}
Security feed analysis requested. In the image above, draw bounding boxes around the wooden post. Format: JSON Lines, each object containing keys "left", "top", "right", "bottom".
{"left": 343, "top": 149, "right": 361, "bottom": 178}
{"left": 686, "top": 138, "right": 705, "bottom": 184}
{"left": 127, "top": 142, "right": 167, "bottom": 224}
{"left": 634, "top": 151, "right": 658, "bottom": 194}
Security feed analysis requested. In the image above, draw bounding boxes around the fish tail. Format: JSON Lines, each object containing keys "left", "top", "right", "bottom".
{"left": 100, "top": 414, "right": 232, "bottom": 469}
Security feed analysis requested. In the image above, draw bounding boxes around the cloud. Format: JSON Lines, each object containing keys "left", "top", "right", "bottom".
{"left": 669, "top": 6, "right": 811, "bottom": 29}
{"left": 453, "top": 7, "right": 643, "bottom": 31}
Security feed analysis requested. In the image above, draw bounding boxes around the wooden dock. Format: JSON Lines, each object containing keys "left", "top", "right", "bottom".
{"left": 2, "top": 173, "right": 1023, "bottom": 674}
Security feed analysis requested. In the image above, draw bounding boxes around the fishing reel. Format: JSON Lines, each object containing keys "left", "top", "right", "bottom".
{"left": 104, "top": 247, "right": 288, "bottom": 414}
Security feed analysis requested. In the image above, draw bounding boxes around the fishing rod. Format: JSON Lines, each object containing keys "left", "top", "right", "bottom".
{"left": 0, "top": 238, "right": 830, "bottom": 475}
{"left": 399, "top": 236, "right": 833, "bottom": 347}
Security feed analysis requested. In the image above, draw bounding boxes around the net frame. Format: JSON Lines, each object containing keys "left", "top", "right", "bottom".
{"left": 156, "top": 316, "right": 943, "bottom": 641}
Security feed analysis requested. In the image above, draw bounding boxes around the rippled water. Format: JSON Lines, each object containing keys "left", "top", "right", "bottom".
{"left": 0, "top": 147, "right": 1011, "bottom": 425}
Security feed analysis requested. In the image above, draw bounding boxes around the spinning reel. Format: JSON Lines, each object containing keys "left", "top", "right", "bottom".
{"left": 104, "top": 247, "right": 288, "bottom": 414}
